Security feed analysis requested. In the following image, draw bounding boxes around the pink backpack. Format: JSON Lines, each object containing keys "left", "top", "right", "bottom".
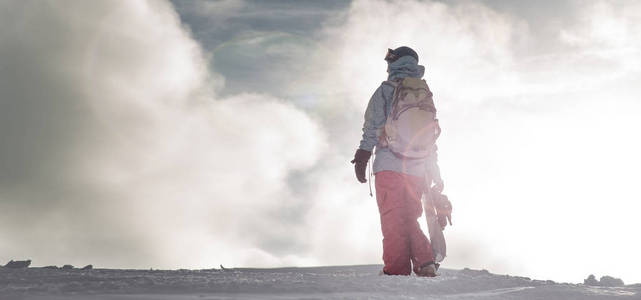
{"left": 380, "top": 77, "right": 440, "bottom": 158}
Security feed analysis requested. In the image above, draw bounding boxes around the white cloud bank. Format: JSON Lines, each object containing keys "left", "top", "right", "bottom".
{"left": 0, "top": 0, "right": 325, "bottom": 269}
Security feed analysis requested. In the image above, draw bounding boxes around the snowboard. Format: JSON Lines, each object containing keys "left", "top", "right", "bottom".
{"left": 423, "top": 190, "right": 451, "bottom": 263}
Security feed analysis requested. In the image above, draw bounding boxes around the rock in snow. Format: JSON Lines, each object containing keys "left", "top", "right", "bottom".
{"left": 585, "top": 274, "right": 625, "bottom": 287}
{"left": 0, "top": 265, "right": 638, "bottom": 299}
{"left": 4, "top": 259, "right": 31, "bottom": 269}
{"left": 585, "top": 274, "right": 600, "bottom": 286}
{"left": 600, "top": 275, "right": 626, "bottom": 287}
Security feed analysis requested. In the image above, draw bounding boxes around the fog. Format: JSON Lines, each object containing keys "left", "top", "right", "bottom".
{"left": 1, "top": 0, "right": 640, "bottom": 284}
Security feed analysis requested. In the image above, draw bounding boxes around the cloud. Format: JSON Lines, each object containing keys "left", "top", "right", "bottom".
{"left": 0, "top": 0, "right": 325, "bottom": 269}
{"left": 170, "top": 0, "right": 350, "bottom": 98}
{"left": 559, "top": 1, "right": 641, "bottom": 73}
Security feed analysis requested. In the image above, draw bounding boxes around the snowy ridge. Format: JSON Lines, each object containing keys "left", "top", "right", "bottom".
{"left": 0, "top": 265, "right": 639, "bottom": 299}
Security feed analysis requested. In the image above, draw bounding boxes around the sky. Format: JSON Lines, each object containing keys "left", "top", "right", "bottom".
{"left": 1, "top": 0, "right": 640, "bottom": 284}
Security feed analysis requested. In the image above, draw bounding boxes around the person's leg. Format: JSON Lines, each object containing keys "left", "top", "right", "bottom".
{"left": 401, "top": 174, "right": 434, "bottom": 275}
{"left": 375, "top": 171, "right": 411, "bottom": 275}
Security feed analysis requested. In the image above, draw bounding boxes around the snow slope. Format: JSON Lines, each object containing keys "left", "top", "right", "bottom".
{"left": 1, "top": 265, "right": 639, "bottom": 300}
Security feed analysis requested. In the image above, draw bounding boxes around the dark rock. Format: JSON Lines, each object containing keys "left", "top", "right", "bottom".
{"left": 62, "top": 264, "right": 74, "bottom": 270}
{"left": 584, "top": 274, "right": 624, "bottom": 286}
{"left": 514, "top": 276, "right": 531, "bottom": 281}
{"left": 599, "top": 275, "right": 624, "bottom": 287}
{"left": 4, "top": 260, "right": 31, "bottom": 268}
{"left": 81, "top": 264, "right": 93, "bottom": 270}
{"left": 43, "top": 266, "right": 59, "bottom": 270}
{"left": 461, "top": 268, "right": 491, "bottom": 276}
{"left": 584, "top": 274, "right": 599, "bottom": 286}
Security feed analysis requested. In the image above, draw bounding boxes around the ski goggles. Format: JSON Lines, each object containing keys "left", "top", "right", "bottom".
{"left": 384, "top": 48, "right": 400, "bottom": 63}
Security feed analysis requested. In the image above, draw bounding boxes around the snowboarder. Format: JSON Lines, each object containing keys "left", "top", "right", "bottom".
{"left": 351, "top": 46, "right": 444, "bottom": 277}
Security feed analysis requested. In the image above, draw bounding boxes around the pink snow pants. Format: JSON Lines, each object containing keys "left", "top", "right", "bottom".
{"left": 375, "top": 171, "right": 433, "bottom": 275}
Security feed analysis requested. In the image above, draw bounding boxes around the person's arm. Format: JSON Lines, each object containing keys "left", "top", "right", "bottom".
{"left": 351, "top": 85, "right": 386, "bottom": 183}
{"left": 359, "top": 85, "right": 386, "bottom": 152}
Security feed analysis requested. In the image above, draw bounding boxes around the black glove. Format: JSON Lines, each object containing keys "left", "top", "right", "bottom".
{"left": 350, "top": 149, "right": 371, "bottom": 183}
{"left": 433, "top": 193, "right": 452, "bottom": 228}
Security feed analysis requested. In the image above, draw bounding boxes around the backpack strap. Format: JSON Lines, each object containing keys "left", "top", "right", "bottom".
{"left": 381, "top": 80, "right": 401, "bottom": 118}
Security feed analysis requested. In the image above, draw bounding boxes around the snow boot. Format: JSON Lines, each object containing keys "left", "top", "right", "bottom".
{"left": 416, "top": 262, "right": 437, "bottom": 277}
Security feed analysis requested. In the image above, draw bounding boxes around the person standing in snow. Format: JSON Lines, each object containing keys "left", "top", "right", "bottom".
{"left": 351, "top": 46, "right": 444, "bottom": 277}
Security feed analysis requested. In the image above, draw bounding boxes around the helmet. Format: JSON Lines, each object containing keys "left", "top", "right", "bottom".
{"left": 384, "top": 46, "right": 419, "bottom": 63}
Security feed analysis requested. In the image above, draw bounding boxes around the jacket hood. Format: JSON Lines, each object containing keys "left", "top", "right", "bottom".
{"left": 387, "top": 56, "right": 425, "bottom": 80}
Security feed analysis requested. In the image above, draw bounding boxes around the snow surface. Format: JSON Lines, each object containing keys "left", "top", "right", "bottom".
{"left": 1, "top": 265, "right": 639, "bottom": 300}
